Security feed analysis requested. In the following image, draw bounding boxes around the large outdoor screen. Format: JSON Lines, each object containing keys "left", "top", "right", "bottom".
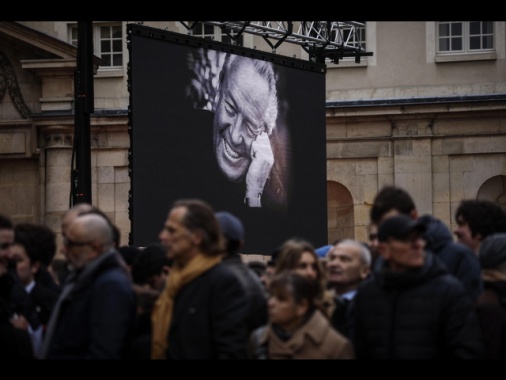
{"left": 128, "top": 24, "right": 328, "bottom": 254}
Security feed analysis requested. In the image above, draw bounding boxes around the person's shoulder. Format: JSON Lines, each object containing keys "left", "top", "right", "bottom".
{"left": 31, "top": 281, "right": 59, "bottom": 301}
{"left": 208, "top": 261, "right": 238, "bottom": 279}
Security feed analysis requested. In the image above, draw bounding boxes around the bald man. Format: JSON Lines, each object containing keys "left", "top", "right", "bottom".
{"left": 41, "top": 213, "right": 136, "bottom": 359}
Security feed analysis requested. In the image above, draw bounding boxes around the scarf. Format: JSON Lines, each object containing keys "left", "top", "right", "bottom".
{"left": 151, "top": 252, "right": 221, "bottom": 359}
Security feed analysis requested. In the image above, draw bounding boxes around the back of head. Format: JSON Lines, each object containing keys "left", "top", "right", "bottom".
{"left": 14, "top": 223, "right": 56, "bottom": 267}
{"left": 173, "top": 198, "right": 224, "bottom": 256}
{"left": 118, "top": 245, "right": 142, "bottom": 267}
{"left": 132, "top": 243, "right": 172, "bottom": 285}
{"left": 479, "top": 232, "right": 506, "bottom": 271}
{"left": 215, "top": 211, "right": 244, "bottom": 254}
{"left": 370, "top": 185, "right": 416, "bottom": 224}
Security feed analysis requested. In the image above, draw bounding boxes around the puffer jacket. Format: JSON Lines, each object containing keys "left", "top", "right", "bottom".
{"left": 352, "top": 251, "right": 485, "bottom": 359}
{"left": 418, "top": 214, "right": 483, "bottom": 300}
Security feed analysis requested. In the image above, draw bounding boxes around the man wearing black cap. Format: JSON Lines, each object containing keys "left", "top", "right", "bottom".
{"left": 215, "top": 211, "right": 268, "bottom": 335}
{"left": 351, "top": 214, "right": 485, "bottom": 359}
{"left": 370, "top": 186, "right": 483, "bottom": 301}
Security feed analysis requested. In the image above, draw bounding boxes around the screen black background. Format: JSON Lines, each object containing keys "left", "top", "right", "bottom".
{"left": 129, "top": 25, "right": 328, "bottom": 254}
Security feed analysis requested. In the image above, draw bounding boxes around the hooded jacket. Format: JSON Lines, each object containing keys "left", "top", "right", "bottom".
{"left": 418, "top": 214, "right": 483, "bottom": 300}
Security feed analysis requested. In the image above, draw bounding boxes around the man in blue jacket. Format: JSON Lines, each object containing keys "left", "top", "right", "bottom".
{"left": 40, "top": 212, "right": 136, "bottom": 359}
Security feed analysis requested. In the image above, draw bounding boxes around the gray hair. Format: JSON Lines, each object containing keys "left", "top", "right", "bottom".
{"left": 335, "top": 239, "right": 372, "bottom": 267}
{"left": 219, "top": 53, "right": 279, "bottom": 135}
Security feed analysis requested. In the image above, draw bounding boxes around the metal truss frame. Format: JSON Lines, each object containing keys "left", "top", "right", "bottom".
{"left": 179, "top": 21, "right": 373, "bottom": 64}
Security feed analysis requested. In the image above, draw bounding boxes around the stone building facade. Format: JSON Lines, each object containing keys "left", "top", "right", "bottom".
{"left": 0, "top": 21, "right": 505, "bottom": 256}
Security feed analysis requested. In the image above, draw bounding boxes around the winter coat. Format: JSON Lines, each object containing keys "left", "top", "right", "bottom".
{"left": 418, "top": 214, "right": 483, "bottom": 300}
{"left": 475, "top": 280, "right": 506, "bottom": 359}
{"left": 352, "top": 251, "right": 485, "bottom": 359}
{"left": 166, "top": 262, "right": 250, "bottom": 359}
{"left": 41, "top": 250, "right": 137, "bottom": 359}
{"left": 0, "top": 274, "right": 34, "bottom": 359}
{"left": 249, "top": 308, "right": 355, "bottom": 359}
{"left": 222, "top": 254, "right": 268, "bottom": 334}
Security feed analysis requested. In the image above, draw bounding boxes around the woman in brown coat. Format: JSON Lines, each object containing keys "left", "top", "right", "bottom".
{"left": 248, "top": 271, "right": 355, "bottom": 359}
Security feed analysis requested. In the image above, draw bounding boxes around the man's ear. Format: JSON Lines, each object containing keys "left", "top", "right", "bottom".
{"left": 410, "top": 209, "right": 419, "bottom": 220}
{"left": 189, "top": 230, "right": 203, "bottom": 246}
{"left": 360, "top": 265, "right": 371, "bottom": 280}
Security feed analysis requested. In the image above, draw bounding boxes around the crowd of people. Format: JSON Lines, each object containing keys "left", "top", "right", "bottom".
{"left": 1, "top": 185, "right": 506, "bottom": 360}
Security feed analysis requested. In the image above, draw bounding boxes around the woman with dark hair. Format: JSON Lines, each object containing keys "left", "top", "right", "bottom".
{"left": 248, "top": 271, "right": 354, "bottom": 359}
{"left": 274, "top": 237, "right": 334, "bottom": 318}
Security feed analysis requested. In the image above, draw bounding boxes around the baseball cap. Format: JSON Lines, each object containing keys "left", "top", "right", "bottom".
{"left": 377, "top": 215, "right": 426, "bottom": 242}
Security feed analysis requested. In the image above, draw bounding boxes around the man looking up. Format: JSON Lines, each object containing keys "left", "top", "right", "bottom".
{"left": 326, "top": 239, "right": 371, "bottom": 337}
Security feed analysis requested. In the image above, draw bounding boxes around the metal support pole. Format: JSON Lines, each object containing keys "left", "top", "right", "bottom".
{"left": 71, "top": 21, "right": 94, "bottom": 205}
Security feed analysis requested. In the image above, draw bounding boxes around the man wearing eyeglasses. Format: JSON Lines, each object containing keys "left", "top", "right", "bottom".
{"left": 40, "top": 212, "right": 136, "bottom": 359}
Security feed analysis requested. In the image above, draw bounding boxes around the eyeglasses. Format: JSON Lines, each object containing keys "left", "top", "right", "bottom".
{"left": 63, "top": 237, "right": 94, "bottom": 249}
{"left": 0, "top": 242, "right": 12, "bottom": 250}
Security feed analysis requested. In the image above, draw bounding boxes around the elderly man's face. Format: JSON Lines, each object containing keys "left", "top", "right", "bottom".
{"left": 326, "top": 242, "right": 369, "bottom": 289}
{"left": 379, "top": 231, "right": 426, "bottom": 272}
{"left": 213, "top": 59, "right": 271, "bottom": 182}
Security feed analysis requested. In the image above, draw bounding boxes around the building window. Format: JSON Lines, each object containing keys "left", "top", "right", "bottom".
{"left": 323, "top": 21, "right": 367, "bottom": 66}
{"left": 99, "top": 24, "right": 123, "bottom": 67}
{"left": 69, "top": 22, "right": 123, "bottom": 69}
{"left": 188, "top": 22, "right": 243, "bottom": 46}
{"left": 438, "top": 21, "right": 494, "bottom": 54}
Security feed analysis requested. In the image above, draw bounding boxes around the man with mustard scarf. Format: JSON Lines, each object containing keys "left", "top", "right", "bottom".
{"left": 151, "top": 198, "right": 250, "bottom": 359}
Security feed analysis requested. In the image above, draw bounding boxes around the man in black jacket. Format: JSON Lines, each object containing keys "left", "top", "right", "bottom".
{"left": 215, "top": 210, "right": 268, "bottom": 333}
{"left": 152, "top": 199, "right": 250, "bottom": 359}
{"left": 352, "top": 215, "right": 485, "bottom": 359}
{"left": 0, "top": 213, "right": 33, "bottom": 359}
{"left": 370, "top": 185, "right": 483, "bottom": 301}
